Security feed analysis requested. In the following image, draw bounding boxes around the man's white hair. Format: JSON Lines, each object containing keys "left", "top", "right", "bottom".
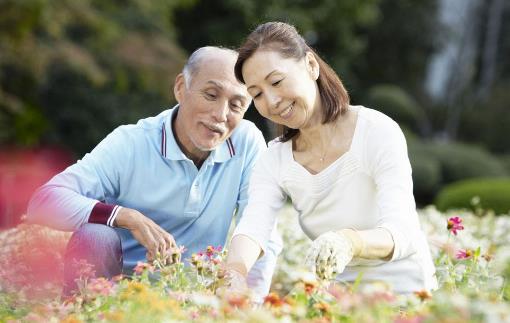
{"left": 182, "top": 46, "right": 238, "bottom": 88}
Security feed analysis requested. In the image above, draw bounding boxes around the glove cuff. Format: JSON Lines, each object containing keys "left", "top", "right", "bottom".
{"left": 224, "top": 262, "right": 248, "bottom": 277}
{"left": 338, "top": 228, "right": 365, "bottom": 257}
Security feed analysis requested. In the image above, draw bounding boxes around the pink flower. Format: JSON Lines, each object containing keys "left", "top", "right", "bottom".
{"left": 87, "top": 277, "right": 115, "bottom": 296}
{"left": 447, "top": 217, "right": 464, "bottom": 235}
{"left": 456, "top": 249, "right": 473, "bottom": 260}
{"left": 74, "top": 259, "right": 96, "bottom": 280}
{"left": 133, "top": 261, "right": 154, "bottom": 274}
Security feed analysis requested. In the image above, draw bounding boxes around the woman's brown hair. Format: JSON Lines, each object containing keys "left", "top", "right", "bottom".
{"left": 235, "top": 21, "right": 350, "bottom": 142}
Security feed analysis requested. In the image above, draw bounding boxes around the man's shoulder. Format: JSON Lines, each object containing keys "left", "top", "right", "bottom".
{"left": 112, "top": 108, "right": 172, "bottom": 135}
{"left": 222, "top": 120, "right": 266, "bottom": 160}
{"left": 230, "top": 119, "right": 265, "bottom": 144}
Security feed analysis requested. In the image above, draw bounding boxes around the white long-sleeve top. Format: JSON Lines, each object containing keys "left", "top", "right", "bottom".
{"left": 233, "top": 106, "right": 437, "bottom": 294}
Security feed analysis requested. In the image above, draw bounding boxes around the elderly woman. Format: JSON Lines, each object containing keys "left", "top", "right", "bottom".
{"left": 223, "top": 22, "right": 436, "bottom": 295}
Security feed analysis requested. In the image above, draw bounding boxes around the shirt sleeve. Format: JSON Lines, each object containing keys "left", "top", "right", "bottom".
{"left": 366, "top": 117, "right": 420, "bottom": 262}
{"left": 235, "top": 131, "right": 285, "bottom": 301}
{"left": 234, "top": 140, "right": 287, "bottom": 256}
{"left": 26, "top": 127, "right": 131, "bottom": 231}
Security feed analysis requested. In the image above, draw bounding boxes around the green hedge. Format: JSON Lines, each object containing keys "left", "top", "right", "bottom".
{"left": 408, "top": 141, "right": 508, "bottom": 205}
{"left": 435, "top": 178, "right": 510, "bottom": 215}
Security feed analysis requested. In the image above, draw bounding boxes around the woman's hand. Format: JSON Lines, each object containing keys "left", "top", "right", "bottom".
{"left": 305, "top": 231, "right": 354, "bottom": 280}
{"left": 216, "top": 264, "right": 250, "bottom": 298}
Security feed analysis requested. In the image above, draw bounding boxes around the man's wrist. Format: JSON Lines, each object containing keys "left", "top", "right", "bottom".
{"left": 114, "top": 207, "right": 137, "bottom": 229}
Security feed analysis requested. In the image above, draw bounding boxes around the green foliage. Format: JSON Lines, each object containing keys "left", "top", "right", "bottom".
{"left": 0, "top": 0, "right": 190, "bottom": 154}
{"left": 458, "top": 83, "right": 510, "bottom": 154}
{"left": 367, "top": 84, "right": 426, "bottom": 132}
{"left": 352, "top": 0, "right": 439, "bottom": 92}
{"left": 435, "top": 178, "right": 510, "bottom": 215}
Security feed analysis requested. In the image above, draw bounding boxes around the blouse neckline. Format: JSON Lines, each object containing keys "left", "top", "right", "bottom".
{"left": 286, "top": 106, "right": 363, "bottom": 178}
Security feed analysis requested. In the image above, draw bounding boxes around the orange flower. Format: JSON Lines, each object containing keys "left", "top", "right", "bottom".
{"left": 413, "top": 289, "right": 432, "bottom": 301}
{"left": 313, "top": 301, "right": 330, "bottom": 313}
{"left": 264, "top": 292, "right": 284, "bottom": 307}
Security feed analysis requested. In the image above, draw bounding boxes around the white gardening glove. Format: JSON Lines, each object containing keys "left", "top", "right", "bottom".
{"left": 216, "top": 263, "right": 250, "bottom": 298}
{"left": 305, "top": 231, "right": 354, "bottom": 280}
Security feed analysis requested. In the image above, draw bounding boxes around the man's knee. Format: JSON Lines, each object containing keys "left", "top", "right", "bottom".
{"left": 67, "top": 223, "right": 121, "bottom": 254}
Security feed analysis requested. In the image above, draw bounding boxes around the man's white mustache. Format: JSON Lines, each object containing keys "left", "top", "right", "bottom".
{"left": 203, "top": 122, "right": 227, "bottom": 134}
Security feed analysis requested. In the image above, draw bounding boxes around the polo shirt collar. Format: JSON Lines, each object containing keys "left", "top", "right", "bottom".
{"left": 161, "top": 105, "right": 236, "bottom": 164}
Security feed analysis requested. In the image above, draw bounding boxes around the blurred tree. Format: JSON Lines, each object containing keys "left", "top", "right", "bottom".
{"left": 0, "top": 0, "right": 191, "bottom": 156}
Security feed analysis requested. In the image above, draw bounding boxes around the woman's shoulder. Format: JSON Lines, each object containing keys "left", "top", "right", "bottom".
{"left": 355, "top": 105, "right": 398, "bottom": 129}
{"left": 258, "top": 137, "right": 290, "bottom": 164}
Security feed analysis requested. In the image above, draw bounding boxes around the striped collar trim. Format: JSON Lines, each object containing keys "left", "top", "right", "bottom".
{"left": 160, "top": 106, "right": 236, "bottom": 163}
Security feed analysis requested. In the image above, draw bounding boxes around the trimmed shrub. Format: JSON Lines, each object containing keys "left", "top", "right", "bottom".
{"left": 367, "top": 84, "right": 426, "bottom": 132}
{"left": 420, "top": 142, "right": 507, "bottom": 183}
{"left": 435, "top": 178, "right": 510, "bottom": 215}
{"left": 409, "top": 150, "right": 441, "bottom": 205}
{"left": 408, "top": 140, "right": 508, "bottom": 205}
{"left": 500, "top": 155, "right": 510, "bottom": 174}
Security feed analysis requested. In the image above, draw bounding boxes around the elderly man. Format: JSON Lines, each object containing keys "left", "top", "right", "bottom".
{"left": 27, "top": 46, "right": 281, "bottom": 298}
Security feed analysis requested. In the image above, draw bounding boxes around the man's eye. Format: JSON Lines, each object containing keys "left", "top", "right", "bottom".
{"left": 253, "top": 93, "right": 261, "bottom": 99}
{"left": 230, "top": 104, "right": 242, "bottom": 112}
{"left": 204, "top": 92, "right": 217, "bottom": 100}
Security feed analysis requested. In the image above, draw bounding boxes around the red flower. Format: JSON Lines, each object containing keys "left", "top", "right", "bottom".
{"left": 447, "top": 217, "right": 464, "bottom": 235}
{"left": 456, "top": 249, "right": 473, "bottom": 260}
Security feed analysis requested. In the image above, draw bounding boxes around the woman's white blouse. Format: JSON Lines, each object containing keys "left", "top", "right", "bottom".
{"left": 233, "top": 106, "right": 437, "bottom": 293}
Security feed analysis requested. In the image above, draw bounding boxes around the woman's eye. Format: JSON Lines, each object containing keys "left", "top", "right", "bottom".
{"left": 272, "top": 79, "right": 282, "bottom": 86}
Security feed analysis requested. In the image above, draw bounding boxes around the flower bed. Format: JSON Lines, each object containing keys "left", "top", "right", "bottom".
{"left": 1, "top": 206, "right": 510, "bottom": 322}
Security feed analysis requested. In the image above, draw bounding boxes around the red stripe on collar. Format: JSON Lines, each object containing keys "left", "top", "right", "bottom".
{"left": 227, "top": 138, "right": 235, "bottom": 157}
{"left": 161, "top": 123, "right": 166, "bottom": 157}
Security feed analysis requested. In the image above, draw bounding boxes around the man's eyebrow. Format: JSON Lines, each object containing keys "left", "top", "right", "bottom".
{"left": 206, "top": 80, "right": 224, "bottom": 89}
{"left": 206, "top": 80, "right": 248, "bottom": 104}
{"left": 247, "top": 70, "right": 278, "bottom": 91}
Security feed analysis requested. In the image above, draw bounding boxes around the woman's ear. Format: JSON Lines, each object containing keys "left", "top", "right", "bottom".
{"left": 305, "top": 52, "right": 320, "bottom": 81}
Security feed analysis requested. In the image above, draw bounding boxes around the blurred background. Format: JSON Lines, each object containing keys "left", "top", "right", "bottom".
{"left": 1, "top": 0, "right": 509, "bottom": 228}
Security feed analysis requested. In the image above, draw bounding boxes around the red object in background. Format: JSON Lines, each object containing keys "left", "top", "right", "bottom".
{"left": 0, "top": 146, "right": 73, "bottom": 228}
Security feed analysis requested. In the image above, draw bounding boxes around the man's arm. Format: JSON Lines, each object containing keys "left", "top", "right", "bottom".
{"left": 27, "top": 127, "right": 129, "bottom": 231}
{"left": 27, "top": 126, "right": 176, "bottom": 261}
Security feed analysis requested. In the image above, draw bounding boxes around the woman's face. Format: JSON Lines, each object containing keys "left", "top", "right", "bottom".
{"left": 242, "top": 50, "right": 321, "bottom": 129}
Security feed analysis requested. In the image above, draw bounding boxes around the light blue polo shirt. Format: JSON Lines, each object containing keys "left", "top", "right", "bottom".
{"left": 27, "top": 107, "right": 280, "bottom": 274}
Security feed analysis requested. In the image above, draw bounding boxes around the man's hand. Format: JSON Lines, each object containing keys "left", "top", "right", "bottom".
{"left": 305, "top": 231, "right": 354, "bottom": 280}
{"left": 114, "top": 207, "right": 176, "bottom": 263}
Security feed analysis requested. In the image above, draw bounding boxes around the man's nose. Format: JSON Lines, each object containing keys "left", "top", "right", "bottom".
{"left": 212, "top": 101, "right": 229, "bottom": 122}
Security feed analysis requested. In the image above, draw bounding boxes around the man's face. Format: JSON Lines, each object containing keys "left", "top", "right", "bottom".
{"left": 174, "top": 54, "right": 251, "bottom": 157}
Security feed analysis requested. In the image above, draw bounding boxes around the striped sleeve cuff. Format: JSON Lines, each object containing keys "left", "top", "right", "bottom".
{"left": 88, "top": 202, "right": 123, "bottom": 227}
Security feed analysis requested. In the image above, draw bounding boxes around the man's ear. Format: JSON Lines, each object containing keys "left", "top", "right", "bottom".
{"left": 305, "top": 52, "right": 320, "bottom": 81}
{"left": 174, "top": 73, "right": 185, "bottom": 103}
